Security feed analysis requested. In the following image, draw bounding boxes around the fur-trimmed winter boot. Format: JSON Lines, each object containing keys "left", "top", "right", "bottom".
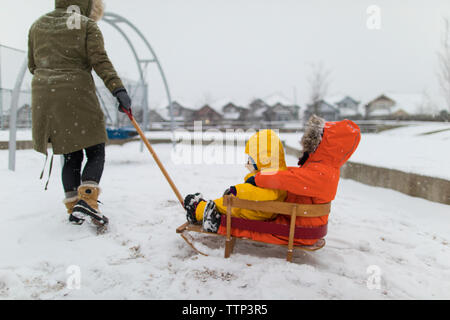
{"left": 202, "top": 200, "right": 222, "bottom": 233}
{"left": 64, "top": 196, "right": 85, "bottom": 225}
{"left": 64, "top": 196, "right": 78, "bottom": 214}
{"left": 72, "top": 183, "right": 109, "bottom": 229}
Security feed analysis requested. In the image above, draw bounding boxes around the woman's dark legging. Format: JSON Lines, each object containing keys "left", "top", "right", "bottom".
{"left": 62, "top": 143, "right": 105, "bottom": 197}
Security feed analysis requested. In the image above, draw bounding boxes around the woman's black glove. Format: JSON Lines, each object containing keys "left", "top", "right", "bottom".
{"left": 113, "top": 88, "right": 132, "bottom": 113}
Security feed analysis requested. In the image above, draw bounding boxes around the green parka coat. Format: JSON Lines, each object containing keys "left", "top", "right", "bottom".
{"left": 28, "top": 0, "right": 124, "bottom": 155}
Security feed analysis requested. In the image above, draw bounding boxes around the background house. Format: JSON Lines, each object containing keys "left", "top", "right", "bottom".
{"left": 160, "top": 101, "right": 195, "bottom": 124}
{"left": 209, "top": 98, "right": 248, "bottom": 122}
{"left": 147, "top": 93, "right": 304, "bottom": 128}
{"left": 148, "top": 109, "right": 166, "bottom": 122}
{"left": 262, "top": 93, "right": 301, "bottom": 122}
{"left": 192, "top": 104, "right": 223, "bottom": 125}
{"left": 304, "top": 100, "right": 340, "bottom": 121}
{"left": 247, "top": 99, "right": 270, "bottom": 122}
{"left": 16, "top": 104, "right": 31, "bottom": 128}
{"left": 326, "top": 94, "right": 362, "bottom": 119}
{"left": 0, "top": 88, "right": 32, "bottom": 129}
{"left": 264, "top": 103, "right": 298, "bottom": 121}
{"left": 365, "top": 93, "right": 436, "bottom": 119}
{"left": 221, "top": 102, "right": 248, "bottom": 121}
{"left": 364, "top": 94, "right": 396, "bottom": 119}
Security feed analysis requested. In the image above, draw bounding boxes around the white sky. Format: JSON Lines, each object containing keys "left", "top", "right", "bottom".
{"left": 1, "top": 0, "right": 450, "bottom": 109}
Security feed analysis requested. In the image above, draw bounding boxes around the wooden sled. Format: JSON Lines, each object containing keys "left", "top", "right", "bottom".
{"left": 176, "top": 195, "right": 331, "bottom": 262}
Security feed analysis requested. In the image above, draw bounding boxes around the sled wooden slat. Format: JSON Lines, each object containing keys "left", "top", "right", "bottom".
{"left": 222, "top": 196, "right": 331, "bottom": 217}
{"left": 287, "top": 206, "right": 297, "bottom": 262}
{"left": 225, "top": 201, "right": 233, "bottom": 258}
{"left": 176, "top": 196, "right": 330, "bottom": 262}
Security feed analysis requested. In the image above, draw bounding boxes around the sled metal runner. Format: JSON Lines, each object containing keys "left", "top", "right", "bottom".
{"left": 176, "top": 195, "right": 331, "bottom": 262}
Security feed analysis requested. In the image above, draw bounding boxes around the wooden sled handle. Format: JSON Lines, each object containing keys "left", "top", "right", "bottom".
{"left": 123, "top": 107, "right": 184, "bottom": 207}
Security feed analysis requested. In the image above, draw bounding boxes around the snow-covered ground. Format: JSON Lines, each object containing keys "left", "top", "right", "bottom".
{"left": 1, "top": 142, "right": 449, "bottom": 300}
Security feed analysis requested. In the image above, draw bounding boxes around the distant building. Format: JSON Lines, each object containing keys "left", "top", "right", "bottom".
{"left": 304, "top": 100, "right": 340, "bottom": 121}
{"left": 222, "top": 102, "right": 248, "bottom": 121}
{"left": 0, "top": 89, "right": 32, "bottom": 129}
{"left": 17, "top": 104, "right": 32, "bottom": 128}
{"left": 0, "top": 103, "right": 32, "bottom": 129}
{"left": 364, "top": 94, "right": 395, "bottom": 118}
{"left": 208, "top": 98, "right": 248, "bottom": 122}
{"left": 159, "top": 101, "right": 196, "bottom": 123}
{"left": 365, "top": 93, "right": 431, "bottom": 119}
{"left": 262, "top": 93, "right": 301, "bottom": 121}
{"left": 264, "top": 103, "right": 299, "bottom": 121}
{"left": 148, "top": 109, "right": 166, "bottom": 123}
{"left": 193, "top": 104, "right": 223, "bottom": 125}
{"left": 247, "top": 99, "right": 271, "bottom": 121}
{"left": 326, "top": 94, "right": 361, "bottom": 119}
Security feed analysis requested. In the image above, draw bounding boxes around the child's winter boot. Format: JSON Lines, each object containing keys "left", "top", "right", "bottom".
{"left": 184, "top": 193, "right": 205, "bottom": 224}
{"left": 72, "top": 183, "right": 109, "bottom": 229}
{"left": 202, "top": 200, "right": 222, "bottom": 233}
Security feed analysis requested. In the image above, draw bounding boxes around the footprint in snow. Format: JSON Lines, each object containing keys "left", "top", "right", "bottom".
{"left": 160, "top": 200, "right": 179, "bottom": 207}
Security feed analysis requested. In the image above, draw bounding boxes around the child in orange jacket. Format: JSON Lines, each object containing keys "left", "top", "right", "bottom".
{"left": 240, "top": 115, "right": 361, "bottom": 245}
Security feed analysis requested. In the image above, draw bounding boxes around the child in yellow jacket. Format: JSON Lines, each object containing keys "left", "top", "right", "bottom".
{"left": 184, "top": 129, "right": 287, "bottom": 233}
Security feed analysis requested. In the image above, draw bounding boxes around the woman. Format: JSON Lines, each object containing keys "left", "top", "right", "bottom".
{"left": 28, "top": 0, "right": 132, "bottom": 230}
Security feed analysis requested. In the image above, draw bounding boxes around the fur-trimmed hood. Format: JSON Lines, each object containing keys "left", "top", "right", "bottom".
{"left": 89, "top": 0, "right": 105, "bottom": 22}
{"left": 301, "top": 115, "right": 361, "bottom": 168}
{"left": 55, "top": 0, "right": 104, "bottom": 22}
{"left": 301, "top": 115, "right": 326, "bottom": 155}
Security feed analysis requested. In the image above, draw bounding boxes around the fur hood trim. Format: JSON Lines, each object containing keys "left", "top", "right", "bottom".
{"left": 301, "top": 115, "right": 326, "bottom": 154}
{"left": 89, "top": 0, "right": 105, "bottom": 22}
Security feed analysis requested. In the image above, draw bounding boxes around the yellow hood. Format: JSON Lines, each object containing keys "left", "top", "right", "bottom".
{"left": 245, "top": 130, "right": 287, "bottom": 172}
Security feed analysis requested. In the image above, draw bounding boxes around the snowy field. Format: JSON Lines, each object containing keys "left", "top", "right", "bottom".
{"left": 1, "top": 141, "right": 449, "bottom": 300}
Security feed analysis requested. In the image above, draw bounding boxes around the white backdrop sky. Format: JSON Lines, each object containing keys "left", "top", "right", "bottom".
{"left": 1, "top": 0, "right": 450, "bottom": 109}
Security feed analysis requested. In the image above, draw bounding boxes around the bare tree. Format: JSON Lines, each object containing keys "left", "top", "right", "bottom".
{"left": 438, "top": 18, "right": 450, "bottom": 112}
{"left": 417, "top": 89, "right": 439, "bottom": 115}
{"left": 306, "top": 62, "right": 332, "bottom": 115}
